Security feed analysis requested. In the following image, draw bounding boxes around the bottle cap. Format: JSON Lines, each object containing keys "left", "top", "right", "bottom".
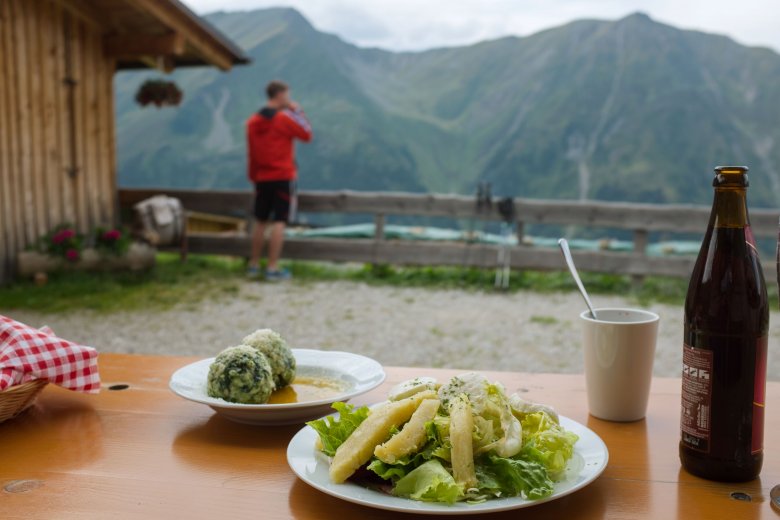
{"left": 713, "top": 166, "right": 749, "bottom": 187}
{"left": 715, "top": 166, "right": 749, "bottom": 174}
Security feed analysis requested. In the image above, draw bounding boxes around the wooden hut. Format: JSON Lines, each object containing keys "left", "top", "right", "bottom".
{"left": 0, "top": 0, "right": 248, "bottom": 283}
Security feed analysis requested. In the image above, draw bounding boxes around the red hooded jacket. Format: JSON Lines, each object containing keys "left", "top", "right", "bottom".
{"left": 246, "top": 107, "right": 313, "bottom": 182}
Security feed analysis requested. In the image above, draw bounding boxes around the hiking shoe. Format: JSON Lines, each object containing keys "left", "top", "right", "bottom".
{"left": 265, "top": 268, "right": 291, "bottom": 281}
{"left": 246, "top": 266, "right": 261, "bottom": 279}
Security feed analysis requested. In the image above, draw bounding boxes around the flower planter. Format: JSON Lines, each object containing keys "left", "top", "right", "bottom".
{"left": 17, "top": 243, "right": 156, "bottom": 277}
{"left": 135, "top": 79, "right": 183, "bottom": 108}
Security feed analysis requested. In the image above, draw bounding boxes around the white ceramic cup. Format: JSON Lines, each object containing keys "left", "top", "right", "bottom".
{"left": 580, "top": 308, "right": 659, "bottom": 422}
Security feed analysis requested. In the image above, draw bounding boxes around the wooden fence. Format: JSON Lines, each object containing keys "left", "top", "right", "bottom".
{"left": 118, "top": 188, "right": 780, "bottom": 280}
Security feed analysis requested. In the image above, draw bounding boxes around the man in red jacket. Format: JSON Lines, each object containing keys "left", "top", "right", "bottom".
{"left": 246, "top": 80, "right": 312, "bottom": 279}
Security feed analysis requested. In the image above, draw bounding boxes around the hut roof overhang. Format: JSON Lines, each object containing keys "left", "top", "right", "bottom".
{"left": 59, "top": 0, "right": 250, "bottom": 71}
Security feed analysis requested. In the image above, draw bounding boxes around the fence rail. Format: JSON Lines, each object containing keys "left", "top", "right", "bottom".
{"left": 118, "top": 188, "right": 780, "bottom": 280}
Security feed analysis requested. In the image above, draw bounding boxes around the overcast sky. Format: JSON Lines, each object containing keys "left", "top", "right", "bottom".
{"left": 185, "top": 0, "right": 780, "bottom": 53}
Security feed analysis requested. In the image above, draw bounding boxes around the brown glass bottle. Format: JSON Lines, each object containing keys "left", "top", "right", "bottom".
{"left": 680, "top": 166, "right": 768, "bottom": 481}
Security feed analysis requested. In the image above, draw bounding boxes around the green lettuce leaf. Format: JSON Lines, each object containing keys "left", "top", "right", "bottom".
{"left": 476, "top": 454, "right": 554, "bottom": 500}
{"left": 520, "top": 412, "right": 579, "bottom": 480}
{"left": 393, "top": 460, "right": 464, "bottom": 504}
{"left": 367, "top": 459, "right": 410, "bottom": 480}
{"left": 430, "top": 415, "right": 451, "bottom": 460}
{"left": 306, "top": 402, "right": 370, "bottom": 457}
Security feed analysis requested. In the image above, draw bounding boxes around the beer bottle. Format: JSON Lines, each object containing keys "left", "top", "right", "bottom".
{"left": 680, "top": 166, "right": 768, "bottom": 482}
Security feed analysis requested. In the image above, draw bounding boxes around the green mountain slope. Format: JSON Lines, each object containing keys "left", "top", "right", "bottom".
{"left": 115, "top": 9, "right": 780, "bottom": 207}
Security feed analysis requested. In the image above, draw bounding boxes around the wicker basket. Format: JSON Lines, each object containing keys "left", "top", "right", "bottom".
{"left": 0, "top": 379, "right": 48, "bottom": 423}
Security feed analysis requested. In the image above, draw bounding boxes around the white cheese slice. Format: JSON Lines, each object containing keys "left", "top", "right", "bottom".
{"left": 387, "top": 377, "right": 439, "bottom": 401}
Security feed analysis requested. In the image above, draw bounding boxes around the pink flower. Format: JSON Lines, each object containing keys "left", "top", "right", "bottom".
{"left": 52, "top": 229, "right": 75, "bottom": 244}
{"left": 102, "top": 229, "right": 121, "bottom": 241}
{"left": 65, "top": 249, "right": 80, "bottom": 262}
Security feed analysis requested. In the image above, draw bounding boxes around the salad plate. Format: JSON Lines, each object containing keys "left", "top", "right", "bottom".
{"left": 288, "top": 413, "right": 608, "bottom": 515}
{"left": 169, "top": 349, "right": 385, "bottom": 425}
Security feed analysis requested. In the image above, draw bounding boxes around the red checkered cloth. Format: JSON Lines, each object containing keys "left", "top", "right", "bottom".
{"left": 0, "top": 315, "right": 100, "bottom": 393}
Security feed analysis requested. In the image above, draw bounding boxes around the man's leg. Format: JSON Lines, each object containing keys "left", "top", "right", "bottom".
{"left": 266, "top": 180, "right": 294, "bottom": 274}
{"left": 249, "top": 220, "right": 267, "bottom": 269}
{"left": 250, "top": 181, "right": 273, "bottom": 270}
{"left": 266, "top": 221, "right": 286, "bottom": 272}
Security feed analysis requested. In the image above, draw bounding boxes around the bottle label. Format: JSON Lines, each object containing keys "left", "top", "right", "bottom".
{"left": 681, "top": 344, "right": 713, "bottom": 453}
{"left": 752, "top": 336, "right": 768, "bottom": 454}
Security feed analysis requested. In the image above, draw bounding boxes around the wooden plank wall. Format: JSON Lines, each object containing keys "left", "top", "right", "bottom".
{"left": 0, "top": 0, "right": 116, "bottom": 283}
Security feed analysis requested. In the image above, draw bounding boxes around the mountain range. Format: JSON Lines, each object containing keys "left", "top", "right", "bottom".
{"left": 114, "top": 8, "right": 780, "bottom": 207}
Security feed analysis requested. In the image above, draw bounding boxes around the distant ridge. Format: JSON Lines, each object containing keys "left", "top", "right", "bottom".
{"left": 115, "top": 8, "right": 780, "bottom": 207}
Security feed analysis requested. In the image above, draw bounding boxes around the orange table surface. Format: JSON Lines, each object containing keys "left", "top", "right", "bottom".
{"left": 1, "top": 353, "right": 778, "bottom": 519}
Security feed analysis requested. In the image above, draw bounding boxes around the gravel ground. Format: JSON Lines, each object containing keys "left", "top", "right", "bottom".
{"left": 7, "top": 280, "right": 780, "bottom": 380}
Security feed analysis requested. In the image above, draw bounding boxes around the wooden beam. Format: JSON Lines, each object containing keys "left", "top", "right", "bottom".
{"left": 0, "top": 0, "right": 12, "bottom": 283}
{"left": 15, "top": 0, "right": 36, "bottom": 244}
{"left": 179, "top": 234, "right": 710, "bottom": 279}
{"left": 631, "top": 229, "right": 650, "bottom": 288}
{"left": 52, "top": 0, "right": 101, "bottom": 29}
{"left": 117, "top": 188, "right": 780, "bottom": 238}
{"left": 515, "top": 220, "right": 526, "bottom": 245}
{"left": 633, "top": 229, "right": 649, "bottom": 254}
{"left": 82, "top": 26, "right": 99, "bottom": 228}
{"left": 158, "top": 55, "right": 176, "bottom": 73}
{"left": 119, "top": 188, "right": 253, "bottom": 217}
{"left": 137, "top": 55, "right": 159, "bottom": 70}
{"left": 103, "top": 32, "right": 185, "bottom": 58}
{"left": 116, "top": 188, "right": 780, "bottom": 282}
{"left": 374, "top": 214, "right": 385, "bottom": 241}
{"left": 122, "top": 0, "right": 234, "bottom": 70}
{"left": 69, "top": 12, "right": 88, "bottom": 231}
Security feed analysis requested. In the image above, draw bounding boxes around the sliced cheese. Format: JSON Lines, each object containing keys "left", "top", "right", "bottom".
{"left": 388, "top": 377, "right": 439, "bottom": 401}
{"left": 374, "top": 398, "right": 440, "bottom": 464}
{"left": 329, "top": 390, "right": 437, "bottom": 483}
{"left": 449, "top": 395, "right": 477, "bottom": 489}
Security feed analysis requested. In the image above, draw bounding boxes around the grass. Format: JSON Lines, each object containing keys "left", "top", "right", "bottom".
{"left": 530, "top": 315, "right": 559, "bottom": 325}
{"left": 0, "top": 253, "right": 739, "bottom": 314}
{"left": 289, "top": 262, "right": 693, "bottom": 305}
{"left": 0, "top": 254, "right": 243, "bottom": 313}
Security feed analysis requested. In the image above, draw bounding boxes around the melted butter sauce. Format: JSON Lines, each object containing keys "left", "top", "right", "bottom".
{"left": 267, "top": 376, "right": 347, "bottom": 404}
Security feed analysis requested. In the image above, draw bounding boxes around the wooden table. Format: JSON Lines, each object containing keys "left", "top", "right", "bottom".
{"left": 1, "top": 353, "right": 778, "bottom": 519}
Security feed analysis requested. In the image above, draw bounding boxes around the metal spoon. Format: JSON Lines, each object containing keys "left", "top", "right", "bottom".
{"left": 771, "top": 485, "right": 780, "bottom": 513}
{"left": 558, "top": 238, "right": 598, "bottom": 319}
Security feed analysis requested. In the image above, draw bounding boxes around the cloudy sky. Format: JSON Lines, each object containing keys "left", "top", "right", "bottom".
{"left": 185, "top": 0, "right": 780, "bottom": 53}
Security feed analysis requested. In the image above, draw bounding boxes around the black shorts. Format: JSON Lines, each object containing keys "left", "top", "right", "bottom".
{"left": 253, "top": 180, "right": 296, "bottom": 223}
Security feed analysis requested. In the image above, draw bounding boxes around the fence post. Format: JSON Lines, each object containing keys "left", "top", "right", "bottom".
{"left": 632, "top": 229, "right": 649, "bottom": 289}
{"left": 374, "top": 213, "right": 385, "bottom": 241}
{"left": 516, "top": 220, "right": 525, "bottom": 246}
{"left": 372, "top": 213, "right": 386, "bottom": 267}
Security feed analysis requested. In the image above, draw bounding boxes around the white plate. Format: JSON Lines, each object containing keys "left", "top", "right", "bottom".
{"left": 287, "top": 414, "right": 608, "bottom": 515}
{"left": 169, "top": 349, "right": 386, "bottom": 425}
